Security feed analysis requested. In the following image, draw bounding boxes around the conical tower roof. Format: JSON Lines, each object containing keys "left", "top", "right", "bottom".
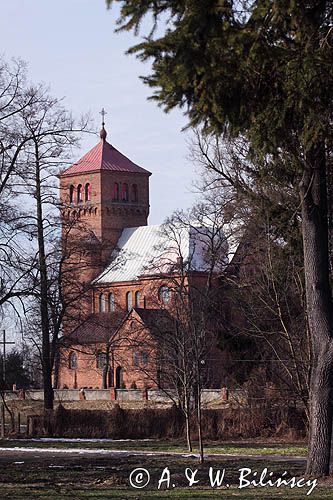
{"left": 61, "top": 125, "right": 151, "bottom": 177}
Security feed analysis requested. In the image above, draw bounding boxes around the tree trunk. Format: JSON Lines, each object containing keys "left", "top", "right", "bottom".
{"left": 301, "top": 145, "right": 333, "bottom": 476}
{"left": 184, "top": 392, "right": 192, "bottom": 452}
{"left": 185, "top": 410, "right": 192, "bottom": 453}
{"left": 197, "top": 382, "right": 204, "bottom": 464}
{"left": 307, "top": 355, "right": 333, "bottom": 476}
{"left": 102, "top": 343, "right": 110, "bottom": 389}
{"left": 35, "top": 141, "right": 54, "bottom": 411}
{"left": 53, "top": 351, "right": 60, "bottom": 390}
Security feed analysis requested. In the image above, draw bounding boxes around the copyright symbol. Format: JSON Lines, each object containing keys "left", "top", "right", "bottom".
{"left": 129, "top": 468, "right": 150, "bottom": 489}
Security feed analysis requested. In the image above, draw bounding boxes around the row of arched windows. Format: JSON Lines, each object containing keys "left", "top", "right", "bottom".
{"left": 68, "top": 182, "right": 138, "bottom": 204}
{"left": 98, "top": 288, "right": 170, "bottom": 313}
{"left": 98, "top": 291, "right": 142, "bottom": 313}
{"left": 69, "top": 183, "right": 91, "bottom": 204}
{"left": 68, "top": 351, "right": 107, "bottom": 370}
{"left": 99, "top": 292, "right": 115, "bottom": 313}
{"left": 132, "top": 351, "right": 148, "bottom": 367}
{"left": 113, "top": 183, "right": 138, "bottom": 203}
{"left": 126, "top": 291, "right": 141, "bottom": 311}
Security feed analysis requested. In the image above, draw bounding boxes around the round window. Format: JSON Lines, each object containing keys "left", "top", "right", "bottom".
{"left": 159, "top": 285, "right": 170, "bottom": 304}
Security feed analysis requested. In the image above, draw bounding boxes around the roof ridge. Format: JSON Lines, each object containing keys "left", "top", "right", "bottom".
{"left": 60, "top": 137, "right": 151, "bottom": 177}
{"left": 100, "top": 137, "right": 107, "bottom": 168}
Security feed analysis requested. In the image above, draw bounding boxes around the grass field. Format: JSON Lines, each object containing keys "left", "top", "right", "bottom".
{"left": 0, "top": 438, "right": 307, "bottom": 456}
{"left": 1, "top": 487, "right": 332, "bottom": 499}
{"left": 0, "top": 439, "right": 330, "bottom": 499}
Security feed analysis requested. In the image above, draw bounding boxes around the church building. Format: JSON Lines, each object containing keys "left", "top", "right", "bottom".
{"left": 56, "top": 117, "right": 226, "bottom": 391}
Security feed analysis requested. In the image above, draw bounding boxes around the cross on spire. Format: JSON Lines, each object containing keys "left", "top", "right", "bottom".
{"left": 100, "top": 107, "right": 107, "bottom": 126}
{"left": 99, "top": 108, "right": 108, "bottom": 141}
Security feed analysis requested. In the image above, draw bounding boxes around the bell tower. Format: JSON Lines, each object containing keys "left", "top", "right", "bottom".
{"left": 60, "top": 112, "right": 151, "bottom": 282}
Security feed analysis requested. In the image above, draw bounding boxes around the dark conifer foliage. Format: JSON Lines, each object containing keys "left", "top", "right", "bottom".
{"left": 106, "top": 0, "right": 333, "bottom": 476}
{"left": 0, "top": 350, "right": 33, "bottom": 390}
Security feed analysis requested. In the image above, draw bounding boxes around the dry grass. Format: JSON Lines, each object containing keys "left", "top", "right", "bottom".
{"left": 26, "top": 404, "right": 306, "bottom": 440}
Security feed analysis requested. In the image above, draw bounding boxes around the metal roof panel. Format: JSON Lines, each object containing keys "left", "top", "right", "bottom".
{"left": 95, "top": 224, "right": 228, "bottom": 284}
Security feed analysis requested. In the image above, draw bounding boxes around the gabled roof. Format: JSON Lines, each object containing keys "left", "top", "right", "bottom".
{"left": 60, "top": 134, "right": 151, "bottom": 177}
{"left": 112, "top": 308, "right": 175, "bottom": 341}
{"left": 63, "top": 312, "right": 126, "bottom": 345}
{"left": 95, "top": 224, "right": 228, "bottom": 284}
{"left": 64, "top": 308, "right": 174, "bottom": 346}
{"left": 133, "top": 308, "right": 175, "bottom": 338}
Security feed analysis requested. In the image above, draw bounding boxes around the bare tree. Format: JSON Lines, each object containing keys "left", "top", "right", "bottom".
{"left": 123, "top": 201, "right": 229, "bottom": 461}
{"left": 221, "top": 222, "right": 310, "bottom": 416}
{"left": 0, "top": 58, "right": 49, "bottom": 315}
{"left": 0, "top": 79, "right": 91, "bottom": 410}
{"left": 191, "top": 131, "right": 311, "bottom": 421}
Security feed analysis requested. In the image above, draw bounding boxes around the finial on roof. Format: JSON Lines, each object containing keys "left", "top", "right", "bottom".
{"left": 99, "top": 107, "right": 107, "bottom": 141}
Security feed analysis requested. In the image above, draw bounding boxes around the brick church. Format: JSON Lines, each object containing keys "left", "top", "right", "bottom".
{"left": 56, "top": 117, "right": 226, "bottom": 391}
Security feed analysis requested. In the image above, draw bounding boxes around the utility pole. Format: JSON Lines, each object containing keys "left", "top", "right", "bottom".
{"left": 0, "top": 330, "right": 15, "bottom": 387}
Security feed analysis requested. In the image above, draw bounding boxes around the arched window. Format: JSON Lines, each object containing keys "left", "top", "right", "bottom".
{"left": 69, "top": 352, "right": 77, "bottom": 370}
{"left": 77, "top": 184, "right": 83, "bottom": 203}
{"left": 132, "top": 352, "right": 139, "bottom": 367}
{"left": 122, "top": 183, "right": 129, "bottom": 202}
{"left": 69, "top": 185, "right": 75, "bottom": 203}
{"left": 126, "top": 291, "right": 133, "bottom": 311}
{"left": 141, "top": 352, "right": 148, "bottom": 366}
{"left": 109, "top": 292, "right": 115, "bottom": 313}
{"left": 159, "top": 285, "right": 170, "bottom": 304}
{"left": 85, "top": 183, "right": 91, "bottom": 202}
{"left": 131, "top": 184, "right": 138, "bottom": 202}
{"left": 99, "top": 293, "right": 107, "bottom": 312}
{"left": 96, "top": 351, "right": 107, "bottom": 369}
{"left": 113, "top": 182, "right": 119, "bottom": 201}
{"left": 135, "top": 291, "right": 141, "bottom": 308}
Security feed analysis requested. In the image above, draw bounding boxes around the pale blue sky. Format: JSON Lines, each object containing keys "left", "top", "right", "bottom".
{"left": 0, "top": 0, "right": 198, "bottom": 224}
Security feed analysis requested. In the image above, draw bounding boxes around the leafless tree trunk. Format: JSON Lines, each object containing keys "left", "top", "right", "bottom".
{"left": 192, "top": 130, "right": 333, "bottom": 475}
{"left": 301, "top": 146, "right": 333, "bottom": 477}
{"left": 33, "top": 138, "right": 54, "bottom": 409}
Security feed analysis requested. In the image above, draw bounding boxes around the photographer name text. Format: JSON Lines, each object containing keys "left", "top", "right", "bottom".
{"left": 129, "top": 466, "right": 317, "bottom": 495}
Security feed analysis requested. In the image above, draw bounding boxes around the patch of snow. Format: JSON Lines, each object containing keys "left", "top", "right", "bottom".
{"left": 29, "top": 438, "right": 154, "bottom": 443}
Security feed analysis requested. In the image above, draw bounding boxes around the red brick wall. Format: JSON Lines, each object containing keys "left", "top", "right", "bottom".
{"left": 58, "top": 313, "right": 158, "bottom": 390}
{"left": 59, "top": 165, "right": 151, "bottom": 333}
{"left": 92, "top": 276, "right": 182, "bottom": 314}
{"left": 60, "top": 170, "right": 150, "bottom": 253}
{"left": 58, "top": 344, "right": 106, "bottom": 389}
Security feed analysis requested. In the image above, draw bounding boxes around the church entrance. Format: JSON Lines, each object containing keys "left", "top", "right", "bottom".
{"left": 115, "top": 366, "right": 123, "bottom": 388}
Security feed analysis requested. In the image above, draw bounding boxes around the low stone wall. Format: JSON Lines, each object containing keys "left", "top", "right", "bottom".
{"left": 147, "top": 389, "right": 177, "bottom": 403}
{"left": 4, "top": 387, "right": 245, "bottom": 404}
{"left": 26, "top": 390, "right": 45, "bottom": 401}
{"left": 2, "top": 390, "right": 20, "bottom": 401}
{"left": 115, "top": 389, "right": 144, "bottom": 402}
{"left": 202, "top": 389, "right": 226, "bottom": 404}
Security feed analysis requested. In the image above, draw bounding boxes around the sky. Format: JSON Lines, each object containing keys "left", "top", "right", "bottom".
{"left": 0, "top": 0, "right": 201, "bottom": 344}
{"left": 0, "top": 0, "right": 199, "bottom": 225}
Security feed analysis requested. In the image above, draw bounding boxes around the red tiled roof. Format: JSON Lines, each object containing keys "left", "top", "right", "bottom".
{"left": 61, "top": 138, "right": 151, "bottom": 177}
{"left": 133, "top": 308, "right": 175, "bottom": 336}
{"left": 63, "top": 313, "right": 126, "bottom": 345}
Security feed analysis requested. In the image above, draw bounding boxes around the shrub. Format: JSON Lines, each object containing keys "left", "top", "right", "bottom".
{"left": 28, "top": 403, "right": 306, "bottom": 439}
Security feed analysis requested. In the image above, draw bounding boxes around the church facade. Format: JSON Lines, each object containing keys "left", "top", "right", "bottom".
{"left": 56, "top": 122, "right": 225, "bottom": 391}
